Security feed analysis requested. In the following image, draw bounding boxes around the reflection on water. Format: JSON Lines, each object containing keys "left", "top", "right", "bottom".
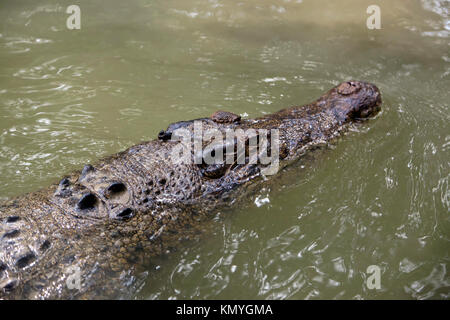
{"left": 0, "top": 0, "right": 449, "bottom": 299}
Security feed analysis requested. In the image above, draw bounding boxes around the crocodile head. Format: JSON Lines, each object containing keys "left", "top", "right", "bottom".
{"left": 150, "top": 80, "right": 382, "bottom": 201}
{"left": 325, "top": 80, "right": 382, "bottom": 121}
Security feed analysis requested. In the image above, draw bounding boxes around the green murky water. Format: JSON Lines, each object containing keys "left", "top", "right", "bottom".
{"left": 1, "top": 0, "right": 449, "bottom": 299}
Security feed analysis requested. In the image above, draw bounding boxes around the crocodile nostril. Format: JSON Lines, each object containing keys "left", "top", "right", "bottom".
{"left": 337, "top": 81, "right": 361, "bottom": 95}
{"left": 77, "top": 193, "right": 98, "bottom": 211}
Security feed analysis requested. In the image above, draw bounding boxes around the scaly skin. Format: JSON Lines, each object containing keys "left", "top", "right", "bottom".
{"left": 0, "top": 81, "right": 381, "bottom": 299}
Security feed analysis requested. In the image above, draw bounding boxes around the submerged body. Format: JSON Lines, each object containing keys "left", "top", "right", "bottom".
{"left": 0, "top": 81, "right": 381, "bottom": 299}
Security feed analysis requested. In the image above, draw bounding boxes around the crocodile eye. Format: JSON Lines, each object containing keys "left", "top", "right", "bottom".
{"left": 211, "top": 110, "right": 241, "bottom": 124}
{"left": 201, "top": 163, "right": 228, "bottom": 179}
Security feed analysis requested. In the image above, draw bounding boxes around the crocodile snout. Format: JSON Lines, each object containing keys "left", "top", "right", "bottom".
{"left": 332, "top": 81, "right": 382, "bottom": 122}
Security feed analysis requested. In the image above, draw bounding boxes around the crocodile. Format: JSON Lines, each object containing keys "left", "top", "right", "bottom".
{"left": 0, "top": 81, "right": 381, "bottom": 299}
